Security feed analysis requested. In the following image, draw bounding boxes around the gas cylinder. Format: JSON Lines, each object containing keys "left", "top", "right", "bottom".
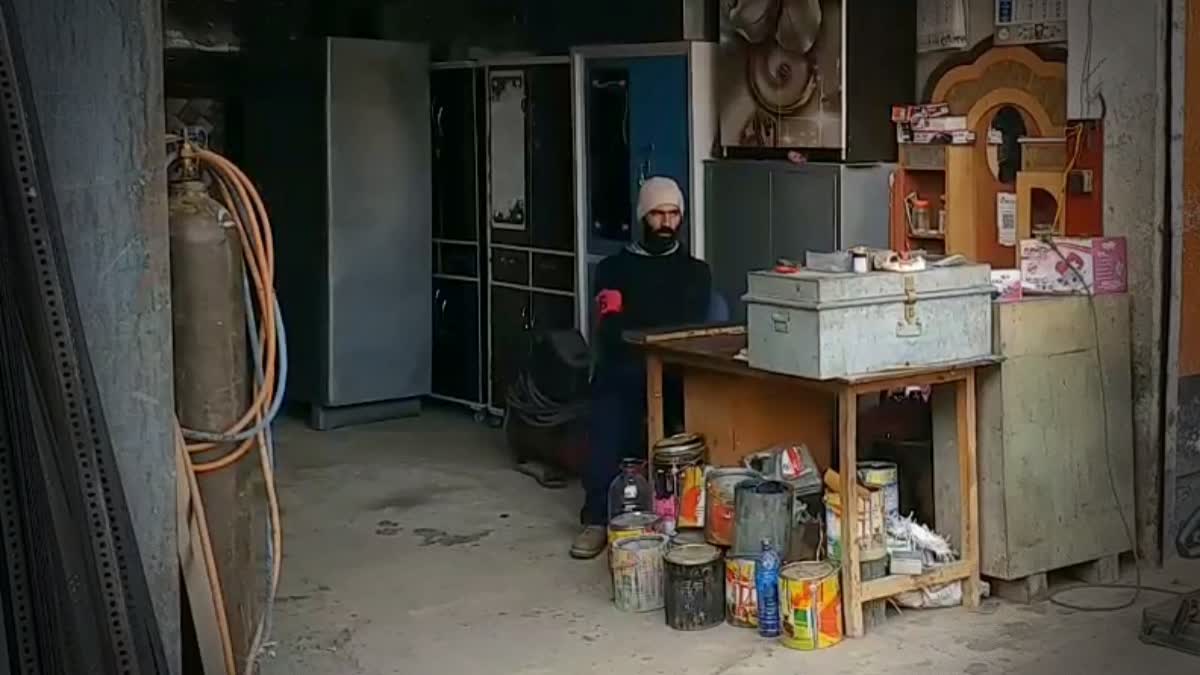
{"left": 167, "top": 165, "right": 256, "bottom": 661}
{"left": 168, "top": 177, "right": 249, "bottom": 427}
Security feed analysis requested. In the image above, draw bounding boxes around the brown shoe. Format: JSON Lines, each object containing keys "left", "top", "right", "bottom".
{"left": 570, "top": 525, "right": 607, "bottom": 559}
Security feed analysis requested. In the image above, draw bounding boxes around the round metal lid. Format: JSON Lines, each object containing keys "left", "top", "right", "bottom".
{"left": 609, "top": 512, "right": 660, "bottom": 530}
{"left": 653, "top": 432, "right": 706, "bottom": 461}
{"left": 665, "top": 543, "right": 722, "bottom": 566}
{"left": 780, "top": 560, "right": 837, "bottom": 581}
{"left": 670, "top": 529, "right": 708, "bottom": 548}
{"left": 613, "top": 534, "right": 669, "bottom": 552}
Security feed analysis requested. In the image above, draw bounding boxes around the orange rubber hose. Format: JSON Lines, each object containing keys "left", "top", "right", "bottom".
{"left": 174, "top": 144, "right": 283, "bottom": 675}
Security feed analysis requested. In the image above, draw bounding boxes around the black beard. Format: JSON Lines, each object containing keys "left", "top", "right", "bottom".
{"left": 641, "top": 222, "right": 677, "bottom": 255}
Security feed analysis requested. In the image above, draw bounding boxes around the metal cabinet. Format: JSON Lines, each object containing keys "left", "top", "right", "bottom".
{"left": 430, "top": 58, "right": 576, "bottom": 415}
{"left": 704, "top": 160, "right": 893, "bottom": 322}
{"left": 484, "top": 58, "right": 577, "bottom": 414}
{"left": 244, "top": 38, "right": 432, "bottom": 429}
{"left": 430, "top": 63, "right": 488, "bottom": 408}
{"left": 432, "top": 278, "right": 482, "bottom": 404}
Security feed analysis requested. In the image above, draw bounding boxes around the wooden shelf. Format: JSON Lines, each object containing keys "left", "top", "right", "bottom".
{"left": 909, "top": 230, "right": 946, "bottom": 240}
{"left": 860, "top": 560, "right": 973, "bottom": 602}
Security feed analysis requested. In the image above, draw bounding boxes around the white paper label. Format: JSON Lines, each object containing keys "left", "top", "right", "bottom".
{"left": 997, "top": 192, "right": 1018, "bottom": 247}
{"left": 918, "top": 0, "right": 970, "bottom": 53}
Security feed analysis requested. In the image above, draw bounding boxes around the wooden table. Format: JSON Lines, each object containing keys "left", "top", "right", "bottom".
{"left": 631, "top": 325, "right": 992, "bottom": 637}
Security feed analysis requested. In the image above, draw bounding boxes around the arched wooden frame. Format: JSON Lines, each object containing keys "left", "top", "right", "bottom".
{"left": 929, "top": 48, "right": 1067, "bottom": 267}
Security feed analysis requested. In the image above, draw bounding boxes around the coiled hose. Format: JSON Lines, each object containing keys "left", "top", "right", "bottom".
{"left": 173, "top": 143, "right": 285, "bottom": 675}
{"left": 505, "top": 369, "right": 588, "bottom": 428}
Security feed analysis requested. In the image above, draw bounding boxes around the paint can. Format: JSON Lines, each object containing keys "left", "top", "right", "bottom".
{"left": 724, "top": 555, "right": 758, "bottom": 628}
{"left": 653, "top": 433, "right": 707, "bottom": 534}
{"left": 732, "top": 479, "right": 793, "bottom": 558}
{"left": 778, "top": 561, "right": 844, "bottom": 650}
{"left": 704, "top": 468, "right": 759, "bottom": 547}
{"left": 824, "top": 488, "right": 887, "bottom": 562}
{"left": 608, "top": 512, "right": 661, "bottom": 548}
{"left": 664, "top": 543, "right": 725, "bottom": 631}
{"left": 857, "top": 460, "right": 900, "bottom": 520}
{"left": 611, "top": 534, "right": 668, "bottom": 612}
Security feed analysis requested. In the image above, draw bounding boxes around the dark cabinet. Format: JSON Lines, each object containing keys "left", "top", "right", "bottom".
{"left": 489, "top": 286, "right": 532, "bottom": 407}
{"left": 486, "top": 63, "right": 574, "bottom": 252}
{"left": 430, "top": 64, "right": 487, "bottom": 407}
{"left": 431, "top": 66, "right": 483, "bottom": 242}
{"left": 432, "top": 279, "right": 482, "bottom": 403}
{"left": 484, "top": 58, "right": 577, "bottom": 413}
{"left": 526, "top": 64, "right": 575, "bottom": 252}
{"left": 432, "top": 59, "right": 576, "bottom": 413}
{"left": 704, "top": 160, "right": 894, "bottom": 322}
{"left": 489, "top": 286, "right": 577, "bottom": 407}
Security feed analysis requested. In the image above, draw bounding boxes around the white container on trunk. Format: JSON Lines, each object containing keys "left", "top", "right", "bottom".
{"left": 743, "top": 266, "right": 993, "bottom": 380}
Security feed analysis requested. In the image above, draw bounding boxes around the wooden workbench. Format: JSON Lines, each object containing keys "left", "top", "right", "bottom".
{"left": 631, "top": 325, "right": 991, "bottom": 637}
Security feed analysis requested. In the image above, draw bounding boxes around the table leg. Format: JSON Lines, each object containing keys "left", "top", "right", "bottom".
{"left": 839, "top": 388, "right": 864, "bottom": 637}
{"left": 645, "top": 354, "right": 664, "bottom": 464}
{"left": 957, "top": 371, "right": 982, "bottom": 608}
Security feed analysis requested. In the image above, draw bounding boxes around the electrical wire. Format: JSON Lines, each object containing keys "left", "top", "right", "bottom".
{"left": 1040, "top": 238, "right": 1163, "bottom": 613}
{"left": 171, "top": 142, "right": 285, "bottom": 675}
{"left": 1051, "top": 124, "right": 1085, "bottom": 235}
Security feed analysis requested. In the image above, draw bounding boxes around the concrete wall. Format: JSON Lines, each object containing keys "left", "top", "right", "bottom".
{"left": 1166, "top": 0, "right": 1198, "bottom": 560}
{"left": 1069, "top": 0, "right": 1170, "bottom": 561}
{"left": 10, "top": 0, "right": 177, "bottom": 668}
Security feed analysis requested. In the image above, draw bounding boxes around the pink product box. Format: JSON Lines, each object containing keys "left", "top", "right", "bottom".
{"left": 991, "top": 270, "right": 1023, "bottom": 303}
{"left": 1019, "top": 237, "right": 1128, "bottom": 295}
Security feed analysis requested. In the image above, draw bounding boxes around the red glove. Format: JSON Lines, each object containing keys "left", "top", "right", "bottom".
{"left": 596, "top": 289, "right": 623, "bottom": 318}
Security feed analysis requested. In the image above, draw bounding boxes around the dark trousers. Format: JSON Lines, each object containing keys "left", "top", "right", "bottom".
{"left": 581, "top": 362, "right": 647, "bottom": 526}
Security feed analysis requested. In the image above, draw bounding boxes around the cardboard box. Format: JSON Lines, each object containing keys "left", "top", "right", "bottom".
{"left": 991, "top": 269, "right": 1023, "bottom": 303}
{"left": 912, "top": 115, "right": 967, "bottom": 132}
{"left": 911, "top": 129, "right": 976, "bottom": 145}
{"left": 892, "top": 103, "right": 951, "bottom": 123}
{"left": 1019, "top": 237, "right": 1128, "bottom": 295}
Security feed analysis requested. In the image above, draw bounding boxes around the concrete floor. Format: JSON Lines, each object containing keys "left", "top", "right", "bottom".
{"left": 261, "top": 408, "right": 1200, "bottom": 675}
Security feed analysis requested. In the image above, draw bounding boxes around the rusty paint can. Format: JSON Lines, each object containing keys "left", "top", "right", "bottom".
{"left": 778, "top": 561, "right": 844, "bottom": 650}
{"left": 608, "top": 512, "right": 661, "bottom": 548}
{"left": 704, "top": 468, "right": 759, "bottom": 547}
{"left": 724, "top": 555, "right": 758, "bottom": 628}
{"left": 664, "top": 544, "right": 725, "bottom": 631}
{"left": 857, "top": 460, "right": 899, "bottom": 520}
{"left": 611, "top": 535, "right": 668, "bottom": 612}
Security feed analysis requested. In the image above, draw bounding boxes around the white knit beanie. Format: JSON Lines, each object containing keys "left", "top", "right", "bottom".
{"left": 636, "top": 177, "right": 685, "bottom": 221}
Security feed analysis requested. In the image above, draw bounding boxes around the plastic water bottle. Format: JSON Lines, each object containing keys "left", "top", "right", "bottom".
{"left": 755, "top": 539, "right": 781, "bottom": 638}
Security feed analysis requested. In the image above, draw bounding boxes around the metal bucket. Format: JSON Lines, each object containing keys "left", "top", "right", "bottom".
{"left": 611, "top": 535, "right": 668, "bottom": 612}
{"left": 857, "top": 461, "right": 899, "bottom": 520}
{"left": 724, "top": 555, "right": 758, "bottom": 628}
{"left": 608, "top": 512, "right": 661, "bottom": 547}
{"left": 779, "top": 561, "right": 844, "bottom": 650}
{"left": 664, "top": 543, "right": 725, "bottom": 631}
{"left": 732, "top": 479, "right": 793, "bottom": 557}
{"left": 704, "top": 468, "right": 759, "bottom": 547}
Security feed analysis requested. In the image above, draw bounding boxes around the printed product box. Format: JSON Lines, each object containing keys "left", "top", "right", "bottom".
{"left": 1019, "top": 237, "right": 1127, "bottom": 295}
